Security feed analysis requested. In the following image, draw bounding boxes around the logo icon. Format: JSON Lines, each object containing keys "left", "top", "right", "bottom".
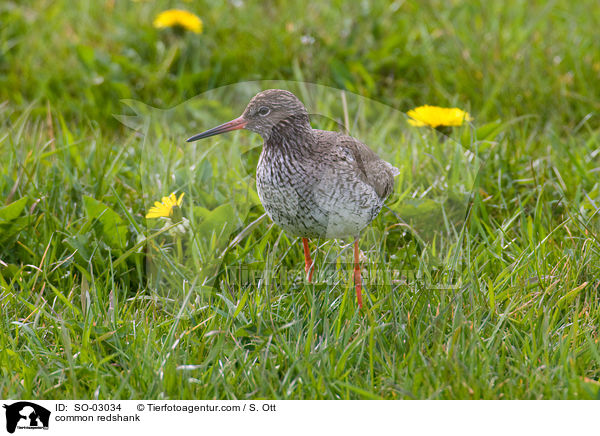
{"left": 2, "top": 402, "right": 50, "bottom": 434}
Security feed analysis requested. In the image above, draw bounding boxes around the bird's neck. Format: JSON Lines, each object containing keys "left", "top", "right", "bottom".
{"left": 264, "top": 114, "right": 313, "bottom": 155}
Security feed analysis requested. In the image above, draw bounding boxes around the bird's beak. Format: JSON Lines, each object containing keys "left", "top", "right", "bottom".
{"left": 186, "top": 116, "right": 247, "bottom": 142}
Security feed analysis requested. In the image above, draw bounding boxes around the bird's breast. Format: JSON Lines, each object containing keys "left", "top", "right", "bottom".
{"left": 256, "top": 151, "right": 321, "bottom": 237}
{"left": 255, "top": 148, "right": 384, "bottom": 239}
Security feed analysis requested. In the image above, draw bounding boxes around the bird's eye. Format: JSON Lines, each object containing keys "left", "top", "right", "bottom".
{"left": 258, "top": 106, "right": 270, "bottom": 116}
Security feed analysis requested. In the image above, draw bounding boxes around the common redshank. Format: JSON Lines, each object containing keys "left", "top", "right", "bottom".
{"left": 187, "top": 89, "right": 399, "bottom": 308}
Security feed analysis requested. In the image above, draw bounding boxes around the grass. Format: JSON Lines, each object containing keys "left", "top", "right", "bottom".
{"left": 1, "top": 0, "right": 599, "bottom": 399}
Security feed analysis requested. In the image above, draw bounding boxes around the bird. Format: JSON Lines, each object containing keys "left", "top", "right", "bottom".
{"left": 187, "top": 89, "right": 398, "bottom": 308}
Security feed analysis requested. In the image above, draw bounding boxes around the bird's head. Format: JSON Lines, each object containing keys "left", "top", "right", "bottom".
{"left": 187, "top": 89, "right": 309, "bottom": 142}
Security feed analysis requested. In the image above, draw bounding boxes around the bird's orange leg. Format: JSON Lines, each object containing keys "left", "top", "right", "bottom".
{"left": 353, "top": 239, "right": 363, "bottom": 308}
{"left": 302, "top": 238, "right": 315, "bottom": 283}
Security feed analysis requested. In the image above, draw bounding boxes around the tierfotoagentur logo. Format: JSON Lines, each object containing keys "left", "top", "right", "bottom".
{"left": 2, "top": 402, "right": 50, "bottom": 433}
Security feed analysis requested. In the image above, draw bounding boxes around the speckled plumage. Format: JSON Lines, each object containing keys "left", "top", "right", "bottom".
{"left": 247, "top": 90, "right": 399, "bottom": 239}
{"left": 256, "top": 126, "right": 398, "bottom": 239}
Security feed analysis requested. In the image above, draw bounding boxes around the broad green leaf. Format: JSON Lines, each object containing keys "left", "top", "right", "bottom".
{"left": 196, "top": 203, "right": 239, "bottom": 243}
{"left": 192, "top": 206, "right": 211, "bottom": 222}
{"left": 0, "top": 197, "right": 28, "bottom": 222}
{"left": 0, "top": 199, "right": 29, "bottom": 243}
{"left": 64, "top": 234, "right": 93, "bottom": 263}
{"left": 83, "top": 196, "right": 128, "bottom": 250}
{"left": 476, "top": 120, "right": 504, "bottom": 141}
{"left": 0, "top": 216, "right": 30, "bottom": 243}
{"left": 76, "top": 44, "right": 95, "bottom": 68}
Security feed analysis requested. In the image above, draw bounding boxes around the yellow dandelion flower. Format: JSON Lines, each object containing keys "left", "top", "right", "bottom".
{"left": 146, "top": 192, "right": 185, "bottom": 219}
{"left": 153, "top": 9, "right": 203, "bottom": 34}
{"left": 407, "top": 105, "right": 473, "bottom": 128}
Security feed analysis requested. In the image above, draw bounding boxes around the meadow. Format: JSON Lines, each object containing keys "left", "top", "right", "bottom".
{"left": 0, "top": 0, "right": 599, "bottom": 399}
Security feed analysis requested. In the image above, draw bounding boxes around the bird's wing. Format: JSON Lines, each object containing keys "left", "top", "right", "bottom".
{"left": 315, "top": 130, "right": 398, "bottom": 200}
